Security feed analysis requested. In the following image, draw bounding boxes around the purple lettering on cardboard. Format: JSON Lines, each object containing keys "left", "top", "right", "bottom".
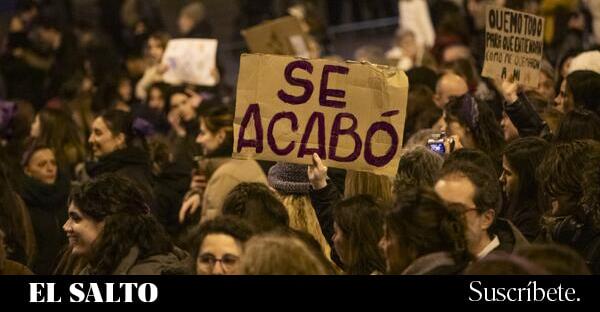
{"left": 319, "top": 65, "right": 349, "bottom": 108}
{"left": 297, "top": 112, "right": 326, "bottom": 159}
{"left": 328, "top": 113, "right": 361, "bottom": 162}
{"left": 236, "top": 103, "right": 264, "bottom": 153}
{"left": 277, "top": 60, "right": 314, "bottom": 105}
{"left": 381, "top": 110, "right": 400, "bottom": 117}
{"left": 364, "top": 121, "right": 399, "bottom": 167}
{"left": 267, "top": 111, "right": 298, "bottom": 156}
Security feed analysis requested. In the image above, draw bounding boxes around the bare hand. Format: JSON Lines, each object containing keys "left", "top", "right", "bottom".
{"left": 168, "top": 109, "right": 186, "bottom": 137}
{"left": 179, "top": 193, "right": 201, "bottom": 224}
{"left": 185, "top": 88, "right": 203, "bottom": 109}
{"left": 500, "top": 76, "right": 519, "bottom": 104}
{"left": 307, "top": 153, "right": 328, "bottom": 190}
{"left": 446, "top": 135, "right": 464, "bottom": 154}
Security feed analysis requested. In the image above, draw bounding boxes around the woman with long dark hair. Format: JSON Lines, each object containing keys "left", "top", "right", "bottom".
{"left": 332, "top": 195, "right": 386, "bottom": 275}
{"left": 444, "top": 94, "right": 505, "bottom": 172}
{"left": 64, "top": 174, "right": 191, "bottom": 275}
{"left": 29, "top": 107, "right": 85, "bottom": 175}
{"left": 0, "top": 163, "right": 36, "bottom": 268}
{"left": 380, "top": 187, "right": 472, "bottom": 274}
{"left": 85, "top": 110, "right": 155, "bottom": 203}
{"left": 500, "top": 137, "right": 550, "bottom": 241}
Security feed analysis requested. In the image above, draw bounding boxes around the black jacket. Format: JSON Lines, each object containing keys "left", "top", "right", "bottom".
{"left": 493, "top": 218, "right": 530, "bottom": 254}
{"left": 153, "top": 162, "right": 192, "bottom": 239}
{"left": 19, "top": 173, "right": 70, "bottom": 274}
{"left": 309, "top": 182, "right": 343, "bottom": 267}
{"left": 505, "top": 199, "right": 542, "bottom": 242}
{"left": 577, "top": 227, "right": 600, "bottom": 274}
{"left": 504, "top": 93, "right": 552, "bottom": 140}
{"left": 86, "top": 146, "right": 155, "bottom": 207}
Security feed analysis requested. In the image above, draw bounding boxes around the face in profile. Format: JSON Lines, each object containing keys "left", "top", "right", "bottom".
{"left": 332, "top": 222, "right": 347, "bottom": 264}
{"left": 378, "top": 223, "right": 411, "bottom": 274}
{"left": 499, "top": 156, "right": 518, "bottom": 202}
{"left": 196, "top": 234, "right": 242, "bottom": 275}
{"left": 500, "top": 112, "right": 519, "bottom": 142}
{"left": 196, "top": 118, "right": 224, "bottom": 156}
{"left": 88, "top": 117, "right": 125, "bottom": 158}
{"left": 63, "top": 203, "right": 104, "bottom": 256}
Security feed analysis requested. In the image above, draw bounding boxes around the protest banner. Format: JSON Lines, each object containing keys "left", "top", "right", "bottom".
{"left": 161, "top": 39, "right": 218, "bottom": 86}
{"left": 242, "top": 16, "right": 310, "bottom": 58}
{"left": 481, "top": 6, "right": 545, "bottom": 87}
{"left": 233, "top": 53, "right": 408, "bottom": 176}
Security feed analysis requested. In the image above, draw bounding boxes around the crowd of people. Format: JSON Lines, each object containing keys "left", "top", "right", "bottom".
{"left": 1, "top": 0, "right": 600, "bottom": 275}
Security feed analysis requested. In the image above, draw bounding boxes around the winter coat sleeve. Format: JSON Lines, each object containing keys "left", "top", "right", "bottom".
{"left": 309, "top": 182, "right": 342, "bottom": 248}
{"left": 504, "top": 93, "right": 551, "bottom": 139}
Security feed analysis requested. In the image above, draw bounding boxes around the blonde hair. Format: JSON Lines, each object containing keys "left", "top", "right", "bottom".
{"left": 344, "top": 170, "right": 394, "bottom": 206}
{"left": 240, "top": 234, "right": 329, "bottom": 275}
{"left": 279, "top": 194, "right": 331, "bottom": 260}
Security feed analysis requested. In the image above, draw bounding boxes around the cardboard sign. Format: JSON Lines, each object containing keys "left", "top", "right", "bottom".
{"left": 481, "top": 6, "right": 545, "bottom": 87}
{"left": 242, "top": 16, "right": 310, "bottom": 58}
{"left": 161, "top": 39, "right": 218, "bottom": 86}
{"left": 233, "top": 53, "right": 408, "bottom": 176}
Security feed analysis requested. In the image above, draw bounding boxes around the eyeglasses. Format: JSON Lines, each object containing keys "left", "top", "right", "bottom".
{"left": 447, "top": 203, "right": 480, "bottom": 215}
{"left": 197, "top": 253, "right": 239, "bottom": 272}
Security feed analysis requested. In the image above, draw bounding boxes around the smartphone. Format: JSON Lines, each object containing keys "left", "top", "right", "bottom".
{"left": 427, "top": 140, "right": 446, "bottom": 155}
{"left": 427, "top": 133, "right": 454, "bottom": 155}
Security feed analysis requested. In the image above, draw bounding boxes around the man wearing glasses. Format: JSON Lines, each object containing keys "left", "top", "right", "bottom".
{"left": 434, "top": 161, "right": 528, "bottom": 259}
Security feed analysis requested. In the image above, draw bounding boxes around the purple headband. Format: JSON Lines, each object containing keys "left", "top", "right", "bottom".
{"left": 458, "top": 94, "right": 480, "bottom": 132}
{"left": 0, "top": 100, "right": 17, "bottom": 135}
{"left": 132, "top": 117, "right": 155, "bottom": 137}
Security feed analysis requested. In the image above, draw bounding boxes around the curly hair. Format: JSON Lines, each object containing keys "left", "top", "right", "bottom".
{"left": 537, "top": 140, "right": 600, "bottom": 229}
{"left": 395, "top": 146, "right": 444, "bottom": 194}
{"left": 185, "top": 216, "right": 253, "bottom": 260}
{"left": 70, "top": 174, "right": 172, "bottom": 275}
{"left": 385, "top": 187, "right": 472, "bottom": 273}
{"left": 554, "top": 109, "right": 600, "bottom": 142}
{"left": 332, "top": 195, "right": 386, "bottom": 275}
{"left": 222, "top": 183, "right": 289, "bottom": 233}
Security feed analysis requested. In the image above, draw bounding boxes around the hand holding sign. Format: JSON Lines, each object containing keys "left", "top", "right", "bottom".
{"left": 307, "top": 153, "right": 328, "bottom": 190}
{"left": 500, "top": 76, "right": 519, "bottom": 105}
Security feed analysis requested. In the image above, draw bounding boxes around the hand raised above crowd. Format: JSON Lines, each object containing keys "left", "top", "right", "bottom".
{"left": 499, "top": 76, "right": 519, "bottom": 105}
{"left": 307, "top": 153, "right": 328, "bottom": 190}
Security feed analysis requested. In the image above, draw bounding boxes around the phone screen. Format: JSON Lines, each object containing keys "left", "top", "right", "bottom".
{"left": 427, "top": 142, "right": 445, "bottom": 155}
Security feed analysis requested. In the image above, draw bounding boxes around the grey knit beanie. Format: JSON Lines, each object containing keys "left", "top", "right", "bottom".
{"left": 268, "top": 162, "right": 311, "bottom": 195}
